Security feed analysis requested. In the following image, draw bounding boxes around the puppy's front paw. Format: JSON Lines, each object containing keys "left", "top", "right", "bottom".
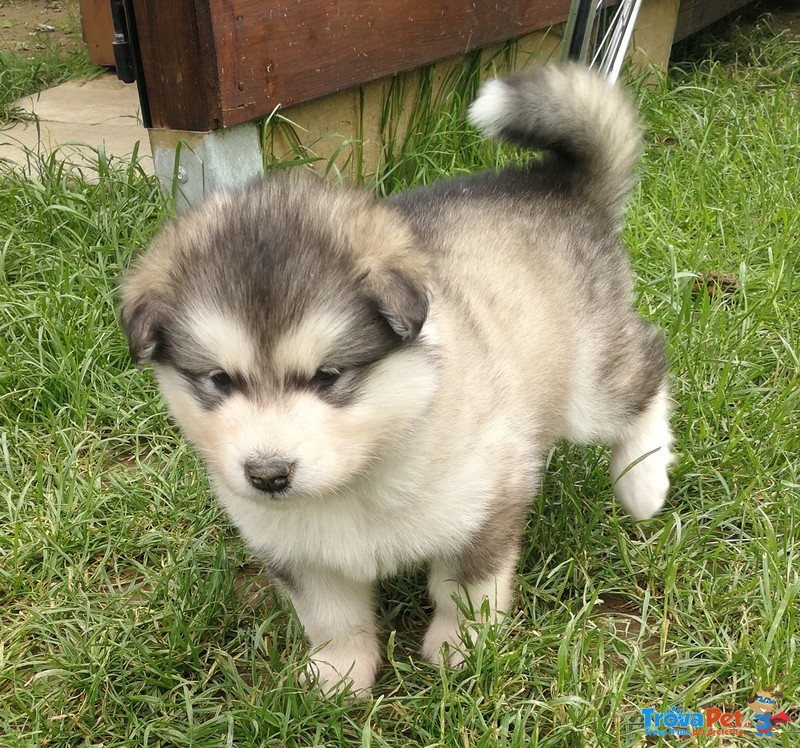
{"left": 422, "top": 614, "right": 470, "bottom": 667}
{"left": 301, "top": 645, "right": 379, "bottom": 698}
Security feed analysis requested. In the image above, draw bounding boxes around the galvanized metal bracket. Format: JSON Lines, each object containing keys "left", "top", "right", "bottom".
{"left": 149, "top": 123, "right": 264, "bottom": 212}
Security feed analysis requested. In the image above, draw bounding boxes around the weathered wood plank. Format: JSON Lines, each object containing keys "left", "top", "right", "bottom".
{"left": 132, "top": 0, "right": 572, "bottom": 130}
{"left": 674, "top": 0, "right": 754, "bottom": 42}
{"left": 79, "top": 0, "right": 115, "bottom": 66}
{"left": 215, "top": 0, "right": 573, "bottom": 127}
{"left": 130, "top": 0, "right": 222, "bottom": 130}
{"left": 128, "top": 0, "right": 760, "bottom": 131}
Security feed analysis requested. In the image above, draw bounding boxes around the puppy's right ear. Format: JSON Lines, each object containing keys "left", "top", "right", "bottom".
{"left": 119, "top": 282, "right": 165, "bottom": 367}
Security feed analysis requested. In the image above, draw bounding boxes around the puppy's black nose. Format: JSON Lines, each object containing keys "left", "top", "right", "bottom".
{"left": 244, "top": 456, "right": 294, "bottom": 493}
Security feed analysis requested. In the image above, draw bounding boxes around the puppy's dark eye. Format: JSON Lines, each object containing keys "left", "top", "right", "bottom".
{"left": 310, "top": 367, "right": 342, "bottom": 389}
{"left": 209, "top": 370, "right": 234, "bottom": 393}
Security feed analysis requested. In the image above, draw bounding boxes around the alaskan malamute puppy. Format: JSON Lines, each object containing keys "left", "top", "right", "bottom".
{"left": 121, "top": 64, "right": 674, "bottom": 695}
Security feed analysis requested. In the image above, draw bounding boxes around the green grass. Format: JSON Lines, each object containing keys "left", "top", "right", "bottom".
{"left": 1, "top": 13, "right": 799, "bottom": 748}
{"left": 0, "top": 43, "right": 101, "bottom": 123}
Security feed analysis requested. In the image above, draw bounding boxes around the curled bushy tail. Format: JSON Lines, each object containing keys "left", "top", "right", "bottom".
{"left": 468, "top": 63, "right": 642, "bottom": 220}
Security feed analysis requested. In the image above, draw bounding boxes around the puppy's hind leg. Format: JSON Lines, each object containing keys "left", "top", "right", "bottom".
{"left": 610, "top": 384, "right": 675, "bottom": 520}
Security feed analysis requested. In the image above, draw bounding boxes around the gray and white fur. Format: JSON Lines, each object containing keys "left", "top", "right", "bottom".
{"left": 120, "top": 63, "right": 674, "bottom": 696}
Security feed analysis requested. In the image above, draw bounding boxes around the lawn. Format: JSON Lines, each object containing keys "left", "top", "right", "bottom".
{"left": 0, "top": 0, "right": 99, "bottom": 124}
{"left": 1, "top": 11, "right": 798, "bottom": 748}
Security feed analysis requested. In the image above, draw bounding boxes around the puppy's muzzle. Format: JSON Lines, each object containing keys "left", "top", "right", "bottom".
{"left": 244, "top": 456, "right": 295, "bottom": 494}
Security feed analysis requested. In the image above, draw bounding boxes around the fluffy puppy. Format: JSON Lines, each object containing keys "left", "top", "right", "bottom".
{"left": 120, "top": 63, "right": 674, "bottom": 695}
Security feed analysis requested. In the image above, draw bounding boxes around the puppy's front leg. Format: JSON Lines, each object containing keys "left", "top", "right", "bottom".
{"left": 423, "top": 486, "right": 530, "bottom": 664}
{"left": 422, "top": 553, "right": 518, "bottom": 666}
{"left": 285, "top": 568, "right": 380, "bottom": 696}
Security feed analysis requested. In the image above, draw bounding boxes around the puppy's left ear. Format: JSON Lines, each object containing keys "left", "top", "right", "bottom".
{"left": 355, "top": 205, "right": 430, "bottom": 342}
{"left": 370, "top": 266, "right": 429, "bottom": 342}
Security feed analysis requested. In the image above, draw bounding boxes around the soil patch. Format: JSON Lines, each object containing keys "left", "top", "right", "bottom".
{"left": 0, "top": 0, "right": 82, "bottom": 54}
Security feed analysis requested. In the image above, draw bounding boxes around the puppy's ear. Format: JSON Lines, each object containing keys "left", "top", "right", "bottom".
{"left": 353, "top": 204, "right": 430, "bottom": 342}
{"left": 119, "top": 277, "right": 166, "bottom": 367}
{"left": 370, "top": 266, "right": 429, "bottom": 342}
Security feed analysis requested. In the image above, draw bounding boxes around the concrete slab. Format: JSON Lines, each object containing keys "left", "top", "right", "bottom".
{"left": 0, "top": 73, "right": 152, "bottom": 175}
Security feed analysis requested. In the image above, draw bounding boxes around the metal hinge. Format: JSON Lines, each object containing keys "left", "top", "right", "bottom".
{"left": 110, "top": 0, "right": 137, "bottom": 83}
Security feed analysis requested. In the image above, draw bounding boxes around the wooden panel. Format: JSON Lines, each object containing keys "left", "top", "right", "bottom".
{"left": 129, "top": 0, "right": 222, "bottom": 130}
{"left": 79, "top": 0, "right": 115, "bottom": 66}
{"left": 211, "top": 0, "right": 572, "bottom": 128}
{"left": 674, "top": 0, "right": 754, "bottom": 42}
